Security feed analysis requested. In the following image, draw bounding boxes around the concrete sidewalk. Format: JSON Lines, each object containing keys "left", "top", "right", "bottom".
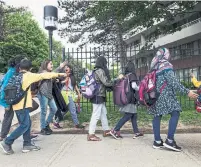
{"left": 0, "top": 134, "right": 201, "bottom": 167}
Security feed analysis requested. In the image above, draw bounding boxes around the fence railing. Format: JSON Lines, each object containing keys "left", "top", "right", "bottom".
{"left": 63, "top": 47, "right": 201, "bottom": 126}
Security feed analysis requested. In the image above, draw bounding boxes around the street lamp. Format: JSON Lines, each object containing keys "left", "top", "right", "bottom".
{"left": 44, "top": 5, "right": 58, "bottom": 60}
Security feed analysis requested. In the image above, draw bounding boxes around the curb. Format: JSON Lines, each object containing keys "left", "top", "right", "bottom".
{"left": 51, "top": 127, "right": 201, "bottom": 135}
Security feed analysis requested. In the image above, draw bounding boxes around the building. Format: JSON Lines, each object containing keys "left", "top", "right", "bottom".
{"left": 124, "top": 2, "right": 201, "bottom": 82}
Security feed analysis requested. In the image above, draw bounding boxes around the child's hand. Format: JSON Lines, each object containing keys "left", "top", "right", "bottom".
{"left": 188, "top": 90, "right": 198, "bottom": 99}
{"left": 60, "top": 61, "right": 68, "bottom": 69}
{"left": 59, "top": 73, "right": 67, "bottom": 77}
{"left": 118, "top": 74, "right": 124, "bottom": 79}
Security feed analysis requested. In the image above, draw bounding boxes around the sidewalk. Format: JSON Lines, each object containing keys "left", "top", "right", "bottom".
{"left": 0, "top": 134, "right": 201, "bottom": 167}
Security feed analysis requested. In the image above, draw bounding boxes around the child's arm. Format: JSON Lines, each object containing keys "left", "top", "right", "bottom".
{"left": 191, "top": 76, "right": 201, "bottom": 88}
{"left": 23, "top": 72, "right": 66, "bottom": 90}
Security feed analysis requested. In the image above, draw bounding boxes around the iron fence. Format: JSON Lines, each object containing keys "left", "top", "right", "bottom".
{"left": 62, "top": 47, "right": 201, "bottom": 126}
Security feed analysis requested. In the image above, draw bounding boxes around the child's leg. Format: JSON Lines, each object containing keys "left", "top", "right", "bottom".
{"left": 152, "top": 115, "right": 162, "bottom": 142}
{"left": 5, "top": 108, "right": 30, "bottom": 146}
{"left": 88, "top": 104, "right": 102, "bottom": 135}
{"left": 68, "top": 96, "right": 79, "bottom": 126}
{"left": 114, "top": 113, "right": 132, "bottom": 132}
{"left": 100, "top": 103, "right": 110, "bottom": 131}
{"left": 131, "top": 113, "right": 139, "bottom": 134}
{"left": 0, "top": 107, "right": 14, "bottom": 139}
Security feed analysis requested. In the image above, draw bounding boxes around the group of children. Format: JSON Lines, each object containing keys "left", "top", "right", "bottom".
{"left": 0, "top": 47, "right": 199, "bottom": 155}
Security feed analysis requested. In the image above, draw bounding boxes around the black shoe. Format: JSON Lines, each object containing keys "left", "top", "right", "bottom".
{"left": 46, "top": 124, "right": 53, "bottom": 133}
{"left": 0, "top": 141, "right": 14, "bottom": 155}
{"left": 163, "top": 139, "right": 182, "bottom": 152}
{"left": 41, "top": 128, "right": 51, "bottom": 135}
{"left": 153, "top": 140, "right": 164, "bottom": 149}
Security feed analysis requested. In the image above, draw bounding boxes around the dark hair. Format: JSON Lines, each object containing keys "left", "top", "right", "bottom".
{"left": 19, "top": 59, "right": 32, "bottom": 71}
{"left": 65, "top": 64, "right": 76, "bottom": 88}
{"left": 124, "top": 61, "right": 136, "bottom": 75}
{"left": 8, "top": 58, "right": 15, "bottom": 67}
{"left": 39, "top": 60, "right": 52, "bottom": 72}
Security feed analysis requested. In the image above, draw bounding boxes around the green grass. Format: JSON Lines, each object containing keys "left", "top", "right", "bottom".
{"left": 63, "top": 93, "right": 201, "bottom": 127}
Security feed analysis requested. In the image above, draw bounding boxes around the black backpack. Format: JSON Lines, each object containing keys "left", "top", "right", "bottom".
{"left": 4, "top": 72, "right": 29, "bottom": 105}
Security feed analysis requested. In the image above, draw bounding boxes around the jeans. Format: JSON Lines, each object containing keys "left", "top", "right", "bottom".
{"left": 152, "top": 110, "right": 180, "bottom": 141}
{"left": 114, "top": 113, "right": 139, "bottom": 133}
{"left": 68, "top": 96, "right": 79, "bottom": 125}
{"left": 5, "top": 108, "right": 31, "bottom": 146}
{"left": 89, "top": 103, "right": 110, "bottom": 134}
{"left": 1, "top": 107, "right": 14, "bottom": 138}
{"left": 38, "top": 94, "right": 57, "bottom": 129}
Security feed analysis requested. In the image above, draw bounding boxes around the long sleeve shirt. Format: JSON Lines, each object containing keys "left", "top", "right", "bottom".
{"left": 13, "top": 72, "right": 60, "bottom": 111}
{"left": 191, "top": 76, "right": 201, "bottom": 88}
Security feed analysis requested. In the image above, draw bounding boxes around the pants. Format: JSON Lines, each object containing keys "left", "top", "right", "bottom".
{"left": 89, "top": 103, "right": 110, "bottom": 135}
{"left": 0, "top": 107, "right": 14, "bottom": 138}
{"left": 38, "top": 94, "right": 57, "bottom": 129}
{"left": 114, "top": 113, "right": 139, "bottom": 133}
{"left": 5, "top": 108, "right": 31, "bottom": 146}
{"left": 68, "top": 96, "right": 79, "bottom": 125}
{"left": 152, "top": 110, "right": 180, "bottom": 141}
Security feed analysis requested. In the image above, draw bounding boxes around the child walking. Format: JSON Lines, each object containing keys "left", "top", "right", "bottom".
{"left": 110, "top": 61, "right": 143, "bottom": 139}
{"left": 87, "top": 56, "right": 113, "bottom": 141}
{"left": 0, "top": 59, "right": 66, "bottom": 155}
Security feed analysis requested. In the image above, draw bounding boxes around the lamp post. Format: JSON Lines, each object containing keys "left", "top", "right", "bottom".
{"left": 44, "top": 5, "right": 58, "bottom": 61}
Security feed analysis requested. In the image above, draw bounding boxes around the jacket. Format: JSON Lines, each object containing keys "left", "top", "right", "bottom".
{"left": 0, "top": 67, "right": 16, "bottom": 108}
{"left": 94, "top": 68, "right": 113, "bottom": 97}
{"left": 12, "top": 72, "right": 60, "bottom": 111}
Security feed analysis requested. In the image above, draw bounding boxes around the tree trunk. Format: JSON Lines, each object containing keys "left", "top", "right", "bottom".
{"left": 114, "top": 18, "right": 126, "bottom": 73}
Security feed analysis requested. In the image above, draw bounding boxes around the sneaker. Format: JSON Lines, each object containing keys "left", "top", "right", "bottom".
{"left": 110, "top": 130, "right": 118, "bottom": 139}
{"left": 46, "top": 124, "right": 53, "bottom": 133}
{"left": 22, "top": 144, "right": 41, "bottom": 153}
{"left": 41, "top": 128, "right": 51, "bottom": 135}
{"left": 133, "top": 132, "right": 144, "bottom": 139}
{"left": 109, "top": 130, "right": 123, "bottom": 140}
{"left": 103, "top": 130, "right": 111, "bottom": 137}
{"left": 30, "top": 134, "right": 38, "bottom": 140}
{"left": 53, "top": 122, "right": 63, "bottom": 129}
{"left": 153, "top": 140, "right": 164, "bottom": 149}
{"left": 163, "top": 139, "right": 182, "bottom": 152}
{"left": 0, "top": 141, "right": 14, "bottom": 155}
{"left": 75, "top": 124, "right": 85, "bottom": 129}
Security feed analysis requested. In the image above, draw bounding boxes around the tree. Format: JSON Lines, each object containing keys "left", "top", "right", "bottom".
{"left": 58, "top": 1, "right": 198, "bottom": 69}
{"left": 0, "top": 4, "right": 64, "bottom": 73}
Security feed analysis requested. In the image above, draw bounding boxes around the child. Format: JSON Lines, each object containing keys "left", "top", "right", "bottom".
{"left": 54, "top": 64, "right": 84, "bottom": 129}
{"left": 0, "top": 59, "right": 66, "bottom": 155}
{"left": 87, "top": 56, "right": 113, "bottom": 141}
{"left": 37, "top": 60, "right": 67, "bottom": 135}
{"left": 110, "top": 61, "right": 143, "bottom": 139}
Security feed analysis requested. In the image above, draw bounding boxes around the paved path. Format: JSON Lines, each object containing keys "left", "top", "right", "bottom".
{"left": 0, "top": 134, "right": 201, "bottom": 167}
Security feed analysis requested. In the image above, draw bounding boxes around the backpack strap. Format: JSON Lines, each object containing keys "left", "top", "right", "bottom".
{"left": 23, "top": 86, "right": 30, "bottom": 109}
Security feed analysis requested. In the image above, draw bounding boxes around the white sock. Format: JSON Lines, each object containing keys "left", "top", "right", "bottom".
{"left": 167, "top": 139, "right": 173, "bottom": 143}
{"left": 155, "top": 140, "right": 161, "bottom": 144}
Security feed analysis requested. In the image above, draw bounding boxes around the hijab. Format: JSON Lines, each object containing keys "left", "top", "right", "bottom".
{"left": 150, "top": 48, "right": 173, "bottom": 74}
{"left": 95, "top": 56, "right": 111, "bottom": 80}
{"left": 124, "top": 61, "right": 136, "bottom": 75}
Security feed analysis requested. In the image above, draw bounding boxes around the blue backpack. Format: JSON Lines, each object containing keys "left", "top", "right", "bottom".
{"left": 4, "top": 72, "right": 29, "bottom": 105}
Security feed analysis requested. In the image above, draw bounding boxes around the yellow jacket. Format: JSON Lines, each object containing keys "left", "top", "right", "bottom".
{"left": 12, "top": 72, "right": 60, "bottom": 111}
{"left": 191, "top": 76, "right": 201, "bottom": 88}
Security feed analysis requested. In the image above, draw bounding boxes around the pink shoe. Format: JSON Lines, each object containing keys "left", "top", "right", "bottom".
{"left": 53, "top": 123, "right": 63, "bottom": 129}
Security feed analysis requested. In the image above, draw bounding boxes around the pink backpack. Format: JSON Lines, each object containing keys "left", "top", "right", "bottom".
{"left": 138, "top": 70, "right": 166, "bottom": 107}
{"left": 113, "top": 75, "right": 135, "bottom": 106}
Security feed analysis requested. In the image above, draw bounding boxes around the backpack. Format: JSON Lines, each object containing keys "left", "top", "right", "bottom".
{"left": 138, "top": 70, "right": 167, "bottom": 107}
{"left": 113, "top": 74, "right": 136, "bottom": 106}
{"left": 195, "top": 86, "right": 201, "bottom": 113}
{"left": 4, "top": 72, "right": 29, "bottom": 105}
{"left": 79, "top": 70, "right": 100, "bottom": 99}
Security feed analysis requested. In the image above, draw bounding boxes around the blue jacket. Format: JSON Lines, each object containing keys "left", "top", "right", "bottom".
{"left": 0, "top": 67, "right": 16, "bottom": 108}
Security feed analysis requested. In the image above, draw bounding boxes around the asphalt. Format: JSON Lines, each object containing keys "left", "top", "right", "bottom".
{"left": 0, "top": 134, "right": 201, "bottom": 167}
